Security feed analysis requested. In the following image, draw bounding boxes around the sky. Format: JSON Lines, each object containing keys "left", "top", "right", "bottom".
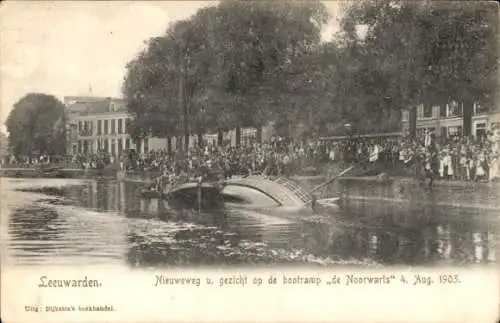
{"left": 0, "top": 1, "right": 343, "bottom": 134}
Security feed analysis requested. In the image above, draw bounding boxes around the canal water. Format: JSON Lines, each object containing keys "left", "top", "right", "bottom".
{"left": 1, "top": 177, "right": 499, "bottom": 268}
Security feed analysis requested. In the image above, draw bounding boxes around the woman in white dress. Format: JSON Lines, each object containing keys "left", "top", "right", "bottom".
{"left": 475, "top": 152, "right": 486, "bottom": 181}
{"left": 489, "top": 152, "right": 499, "bottom": 181}
{"left": 489, "top": 130, "right": 500, "bottom": 181}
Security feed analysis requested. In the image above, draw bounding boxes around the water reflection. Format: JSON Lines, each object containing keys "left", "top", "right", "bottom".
{"left": 3, "top": 177, "right": 499, "bottom": 267}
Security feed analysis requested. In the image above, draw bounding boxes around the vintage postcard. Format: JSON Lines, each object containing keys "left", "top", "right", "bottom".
{"left": 1, "top": 1, "right": 499, "bottom": 322}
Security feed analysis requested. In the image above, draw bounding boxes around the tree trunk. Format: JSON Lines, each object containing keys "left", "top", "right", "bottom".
{"left": 176, "top": 136, "right": 182, "bottom": 152}
{"left": 235, "top": 125, "right": 241, "bottom": 147}
{"left": 462, "top": 98, "right": 473, "bottom": 137}
{"left": 256, "top": 125, "right": 262, "bottom": 143}
{"left": 179, "top": 59, "right": 189, "bottom": 152}
{"left": 167, "top": 136, "right": 172, "bottom": 153}
{"left": 217, "top": 129, "right": 224, "bottom": 147}
{"left": 197, "top": 132, "right": 203, "bottom": 148}
{"left": 184, "top": 133, "right": 189, "bottom": 152}
{"left": 135, "top": 138, "right": 142, "bottom": 154}
{"left": 409, "top": 106, "right": 417, "bottom": 138}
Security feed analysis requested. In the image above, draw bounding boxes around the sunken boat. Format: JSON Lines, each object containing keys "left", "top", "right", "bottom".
{"left": 144, "top": 175, "right": 340, "bottom": 216}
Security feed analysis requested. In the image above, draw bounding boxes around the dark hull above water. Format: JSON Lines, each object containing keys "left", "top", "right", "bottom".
{"left": 141, "top": 183, "right": 223, "bottom": 210}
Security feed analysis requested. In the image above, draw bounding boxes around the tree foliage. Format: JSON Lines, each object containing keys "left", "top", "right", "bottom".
{"left": 336, "top": 0, "right": 498, "bottom": 136}
{"left": 6, "top": 93, "right": 66, "bottom": 160}
{"left": 122, "top": 0, "right": 329, "bottom": 145}
{"left": 123, "top": 0, "right": 498, "bottom": 142}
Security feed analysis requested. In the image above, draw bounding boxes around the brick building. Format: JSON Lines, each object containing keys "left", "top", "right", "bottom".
{"left": 401, "top": 101, "right": 500, "bottom": 138}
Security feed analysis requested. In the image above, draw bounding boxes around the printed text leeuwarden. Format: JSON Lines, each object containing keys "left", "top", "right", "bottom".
{"left": 38, "top": 276, "right": 102, "bottom": 288}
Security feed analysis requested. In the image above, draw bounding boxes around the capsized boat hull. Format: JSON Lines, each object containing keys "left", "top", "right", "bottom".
{"left": 141, "top": 176, "right": 341, "bottom": 215}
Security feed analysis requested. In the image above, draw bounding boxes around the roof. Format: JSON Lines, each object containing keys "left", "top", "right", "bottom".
{"left": 65, "top": 96, "right": 127, "bottom": 116}
{"left": 64, "top": 96, "right": 110, "bottom": 103}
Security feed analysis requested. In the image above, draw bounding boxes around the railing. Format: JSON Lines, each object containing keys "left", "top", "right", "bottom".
{"left": 274, "top": 177, "right": 312, "bottom": 204}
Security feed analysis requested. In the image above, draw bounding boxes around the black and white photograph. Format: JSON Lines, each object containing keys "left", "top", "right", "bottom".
{"left": 1, "top": 1, "right": 498, "bottom": 322}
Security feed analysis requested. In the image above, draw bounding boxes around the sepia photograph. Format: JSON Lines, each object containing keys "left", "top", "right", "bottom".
{"left": 1, "top": 1, "right": 499, "bottom": 322}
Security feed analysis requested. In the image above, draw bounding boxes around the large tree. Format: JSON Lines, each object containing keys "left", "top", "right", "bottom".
{"left": 122, "top": 0, "right": 329, "bottom": 148}
{"left": 337, "top": 0, "right": 498, "bottom": 137}
{"left": 122, "top": 35, "right": 182, "bottom": 152}
{"left": 206, "top": 0, "right": 329, "bottom": 143}
{"left": 5, "top": 93, "right": 66, "bottom": 161}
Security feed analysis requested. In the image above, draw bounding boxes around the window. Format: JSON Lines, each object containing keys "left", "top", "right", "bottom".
{"left": 221, "top": 185, "right": 280, "bottom": 207}
{"left": 416, "top": 104, "right": 424, "bottom": 119}
{"left": 125, "top": 118, "right": 130, "bottom": 134}
{"left": 104, "top": 120, "right": 109, "bottom": 135}
{"left": 125, "top": 138, "right": 130, "bottom": 149}
{"left": 143, "top": 139, "right": 149, "bottom": 153}
{"left": 423, "top": 104, "right": 433, "bottom": 118}
{"left": 82, "top": 121, "right": 92, "bottom": 136}
{"left": 475, "top": 123, "right": 486, "bottom": 139}
{"left": 111, "top": 139, "right": 116, "bottom": 156}
{"left": 111, "top": 119, "right": 116, "bottom": 134}
{"left": 474, "top": 102, "right": 488, "bottom": 116}
{"left": 448, "top": 101, "right": 462, "bottom": 117}
{"left": 448, "top": 126, "right": 462, "bottom": 136}
{"left": 402, "top": 110, "right": 409, "bottom": 121}
{"left": 439, "top": 105, "right": 447, "bottom": 117}
{"left": 118, "top": 138, "right": 123, "bottom": 155}
{"left": 118, "top": 119, "right": 123, "bottom": 134}
{"left": 241, "top": 128, "right": 256, "bottom": 146}
{"left": 440, "top": 127, "right": 447, "bottom": 138}
{"left": 97, "top": 120, "right": 102, "bottom": 135}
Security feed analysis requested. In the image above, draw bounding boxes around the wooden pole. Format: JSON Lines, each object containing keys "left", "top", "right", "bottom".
{"left": 310, "top": 148, "right": 384, "bottom": 194}
{"left": 309, "top": 164, "right": 357, "bottom": 194}
{"left": 197, "top": 178, "right": 202, "bottom": 213}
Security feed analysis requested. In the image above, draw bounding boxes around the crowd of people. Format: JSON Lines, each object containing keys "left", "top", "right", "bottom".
{"left": 401, "top": 130, "right": 499, "bottom": 183}
{"left": 3, "top": 130, "right": 499, "bottom": 187}
{"left": 327, "top": 130, "right": 499, "bottom": 183}
{"left": 124, "top": 139, "right": 330, "bottom": 181}
{"left": 122, "top": 129, "right": 500, "bottom": 191}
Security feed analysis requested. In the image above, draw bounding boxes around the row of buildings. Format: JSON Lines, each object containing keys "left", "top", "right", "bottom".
{"left": 64, "top": 96, "right": 271, "bottom": 156}
{"left": 65, "top": 96, "right": 500, "bottom": 156}
{"left": 401, "top": 101, "right": 500, "bottom": 139}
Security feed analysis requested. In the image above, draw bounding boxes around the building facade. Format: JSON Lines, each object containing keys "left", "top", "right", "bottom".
{"left": 0, "top": 132, "right": 9, "bottom": 163}
{"left": 401, "top": 101, "right": 500, "bottom": 138}
{"left": 65, "top": 96, "right": 161, "bottom": 156}
{"left": 65, "top": 96, "right": 277, "bottom": 155}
